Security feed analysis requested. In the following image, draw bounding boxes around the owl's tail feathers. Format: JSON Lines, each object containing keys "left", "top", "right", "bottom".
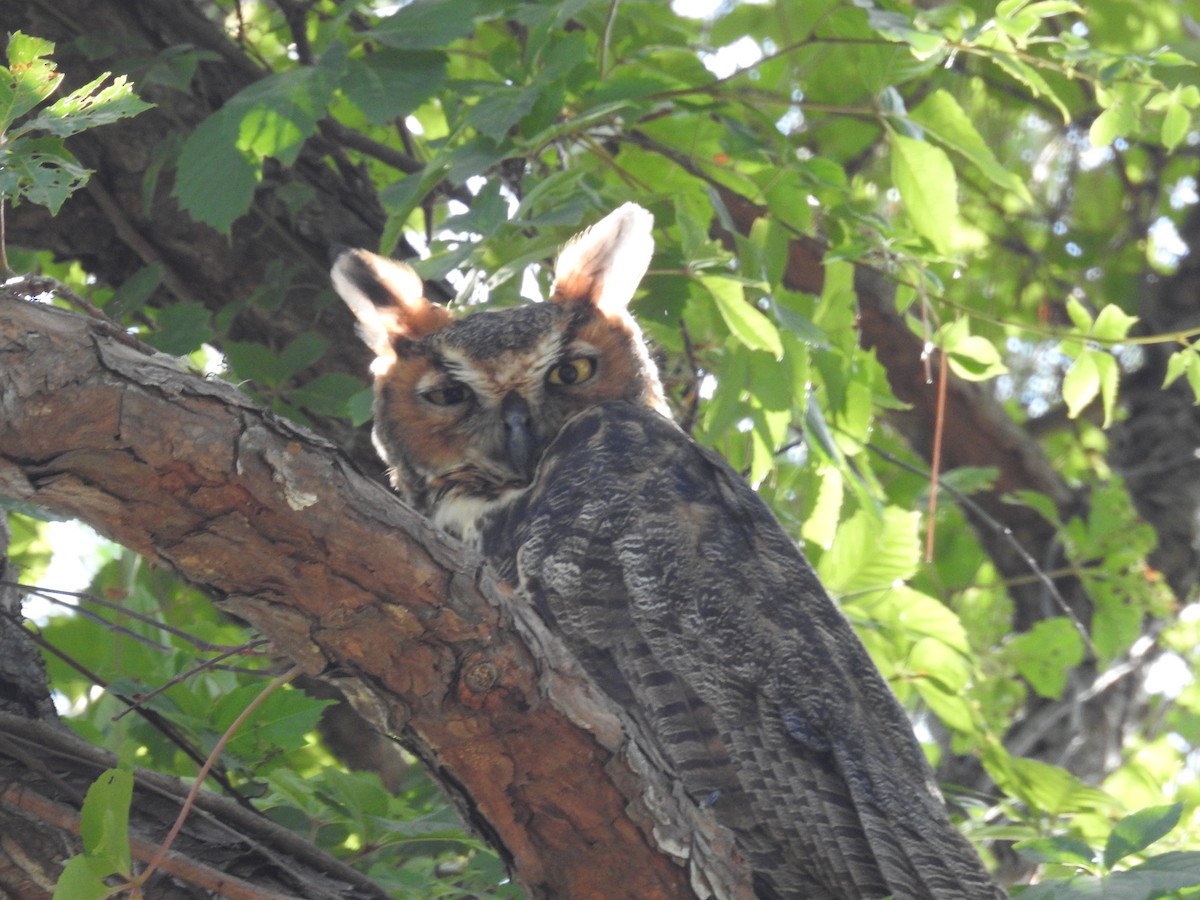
{"left": 830, "top": 738, "right": 1009, "bottom": 900}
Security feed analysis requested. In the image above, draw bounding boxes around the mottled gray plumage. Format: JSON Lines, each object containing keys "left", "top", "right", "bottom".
{"left": 480, "top": 402, "right": 1005, "bottom": 899}
{"left": 332, "top": 204, "right": 1006, "bottom": 899}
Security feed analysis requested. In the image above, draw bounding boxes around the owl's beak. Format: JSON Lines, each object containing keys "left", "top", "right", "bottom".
{"left": 501, "top": 392, "right": 537, "bottom": 483}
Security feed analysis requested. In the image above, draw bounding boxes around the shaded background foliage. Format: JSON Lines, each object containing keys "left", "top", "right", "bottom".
{"left": 4, "top": 0, "right": 1200, "bottom": 895}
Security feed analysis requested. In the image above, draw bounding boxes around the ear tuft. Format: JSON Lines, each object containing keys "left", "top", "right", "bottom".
{"left": 330, "top": 249, "right": 452, "bottom": 357}
{"left": 551, "top": 203, "right": 654, "bottom": 313}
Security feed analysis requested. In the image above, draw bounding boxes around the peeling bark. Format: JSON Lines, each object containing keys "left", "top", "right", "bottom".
{"left": 0, "top": 291, "right": 752, "bottom": 899}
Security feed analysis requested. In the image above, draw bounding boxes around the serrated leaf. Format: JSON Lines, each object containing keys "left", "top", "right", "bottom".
{"left": 214, "top": 685, "right": 333, "bottom": 760}
{"left": 701, "top": 275, "right": 783, "bottom": 357}
{"left": 1091, "top": 304, "right": 1138, "bottom": 341}
{"left": 818, "top": 507, "right": 921, "bottom": 594}
{"left": 466, "top": 85, "right": 540, "bottom": 140}
{"left": 146, "top": 302, "right": 214, "bottom": 355}
{"left": 1062, "top": 351, "right": 1099, "bottom": 418}
{"left": 0, "top": 134, "right": 90, "bottom": 211}
{"left": 234, "top": 64, "right": 338, "bottom": 165}
{"left": 891, "top": 134, "right": 959, "bottom": 254}
{"left": 1163, "top": 348, "right": 1194, "bottom": 389}
{"left": 988, "top": 42, "right": 1070, "bottom": 122}
{"left": 19, "top": 73, "right": 152, "bottom": 139}
{"left": 1007, "top": 617, "right": 1084, "bottom": 699}
{"left": 1162, "top": 101, "right": 1190, "bottom": 152}
{"left": 174, "top": 106, "right": 260, "bottom": 232}
{"left": 1103, "top": 803, "right": 1183, "bottom": 870}
{"left": 79, "top": 768, "right": 133, "bottom": 877}
{"left": 910, "top": 89, "right": 1033, "bottom": 204}
{"left": 1065, "top": 295, "right": 1093, "bottom": 333}
{"left": 340, "top": 50, "right": 447, "bottom": 125}
{"left": 371, "top": 0, "right": 479, "bottom": 50}
{"left": 1, "top": 31, "right": 61, "bottom": 132}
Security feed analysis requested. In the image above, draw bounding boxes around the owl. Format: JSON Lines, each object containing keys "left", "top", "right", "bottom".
{"left": 331, "top": 205, "right": 1006, "bottom": 900}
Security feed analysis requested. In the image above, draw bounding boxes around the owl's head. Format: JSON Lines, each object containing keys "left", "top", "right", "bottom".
{"left": 332, "top": 203, "right": 668, "bottom": 538}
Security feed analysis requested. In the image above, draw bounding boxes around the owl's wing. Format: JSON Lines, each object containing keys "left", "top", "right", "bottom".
{"left": 484, "top": 402, "right": 1005, "bottom": 900}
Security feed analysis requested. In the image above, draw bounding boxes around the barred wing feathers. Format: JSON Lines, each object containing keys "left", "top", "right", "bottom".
{"left": 482, "top": 402, "right": 1004, "bottom": 900}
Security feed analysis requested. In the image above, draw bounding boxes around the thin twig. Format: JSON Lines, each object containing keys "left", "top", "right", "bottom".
{"left": 113, "top": 639, "right": 272, "bottom": 721}
{"left": 129, "top": 666, "right": 302, "bottom": 892}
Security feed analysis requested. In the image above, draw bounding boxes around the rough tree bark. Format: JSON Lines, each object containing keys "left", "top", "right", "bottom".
{"left": 0, "top": 290, "right": 753, "bottom": 899}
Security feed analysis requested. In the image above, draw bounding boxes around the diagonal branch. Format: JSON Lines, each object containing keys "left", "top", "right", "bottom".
{"left": 0, "top": 291, "right": 751, "bottom": 900}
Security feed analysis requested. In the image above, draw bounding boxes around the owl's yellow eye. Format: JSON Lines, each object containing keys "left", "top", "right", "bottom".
{"left": 422, "top": 382, "right": 471, "bottom": 406}
{"left": 547, "top": 357, "right": 596, "bottom": 386}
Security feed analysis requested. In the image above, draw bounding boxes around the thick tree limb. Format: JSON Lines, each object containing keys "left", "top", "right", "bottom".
{"left": 0, "top": 292, "right": 752, "bottom": 900}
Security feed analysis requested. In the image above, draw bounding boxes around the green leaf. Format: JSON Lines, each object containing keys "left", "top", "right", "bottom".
{"left": 371, "top": 0, "right": 479, "bottom": 50}
{"left": 278, "top": 332, "right": 329, "bottom": 378}
{"left": 1065, "top": 296, "right": 1094, "bottom": 333}
{"left": 909, "top": 89, "right": 1033, "bottom": 204}
{"left": 1062, "top": 350, "right": 1099, "bottom": 419}
{"left": 292, "top": 373, "right": 370, "bottom": 418}
{"left": 1014, "top": 835, "right": 1096, "bottom": 866}
{"left": 0, "top": 134, "right": 90, "bottom": 212}
{"left": 891, "top": 134, "right": 960, "bottom": 254}
{"left": 213, "top": 685, "right": 333, "bottom": 760}
{"left": 700, "top": 275, "right": 784, "bottom": 357}
{"left": 1089, "top": 104, "right": 1134, "bottom": 149}
{"left": 1111, "top": 851, "right": 1200, "bottom": 893}
{"left": 225, "top": 341, "right": 287, "bottom": 387}
{"left": 107, "top": 263, "right": 164, "bottom": 318}
{"left": 467, "top": 85, "right": 540, "bottom": 140}
{"left": 1103, "top": 803, "right": 1183, "bottom": 870}
{"left": 0, "top": 31, "right": 62, "bottom": 132}
{"left": 174, "top": 107, "right": 259, "bottom": 232}
{"left": 948, "top": 334, "right": 1008, "bottom": 381}
{"left": 818, "top": 507, "right": 921, "bottom": 594}
{"left": 989, "top": 753, "right": 1114, "bottom": 817}
{"left": 18, "top": 72, "right": 152, "bottom": 139}
{"left": 800, "top": 463, "right": 843, "bottom": 549}
{"left": 1091, "top": 304, "right": 1138, "bottom": 342}
{"left": 1162, "top": 100, "right": 1191, "bottom": 152}
{"left": 340, "top": 50, "right": 447, "bottom": 125}
{"left": 1092, "top": 350, "right": 1119, "bottom": 428}
{"left": 79, "top": 768, "right": 133, "bottom": 877}
{"left": 146, "top": 302, "right": 214, "bottom": 355}
{"left": 1006, "top": 617, "right": 1085, "bottom": 699}
{"left": 53, "top": 856, "right": 111, "bottom": 900}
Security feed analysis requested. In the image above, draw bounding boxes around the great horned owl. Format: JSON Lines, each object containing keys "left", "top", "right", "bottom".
{"left": 331, "top": 205, "right": 1006, "bottom": 900}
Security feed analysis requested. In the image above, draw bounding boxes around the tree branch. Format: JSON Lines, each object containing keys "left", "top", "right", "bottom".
{"left": 0, "top": 291, "right": 752, "bottom": 899}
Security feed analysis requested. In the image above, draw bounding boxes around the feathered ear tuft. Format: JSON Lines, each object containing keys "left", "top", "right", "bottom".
{"left": 551, "top": 203, "right": 654, "bottom": 314}
{"left": 330, "top": 249, "right": 453, "bottom": 357}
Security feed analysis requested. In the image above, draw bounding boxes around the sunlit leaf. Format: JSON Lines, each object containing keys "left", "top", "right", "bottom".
{"left": 891, "top": 134, "right": 960, "bottom": 254}
{"left": 1062, "top": 351, "right": 1099, "bottom": 419}
{"left": 1006, "top": 617, "right": 1085, "bottom": 699}
{"left": 910, "top": 89, "right": 1033, "bottom": 204}
{"left": 700, "top": 275, "right": 784, "bottom": 357}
